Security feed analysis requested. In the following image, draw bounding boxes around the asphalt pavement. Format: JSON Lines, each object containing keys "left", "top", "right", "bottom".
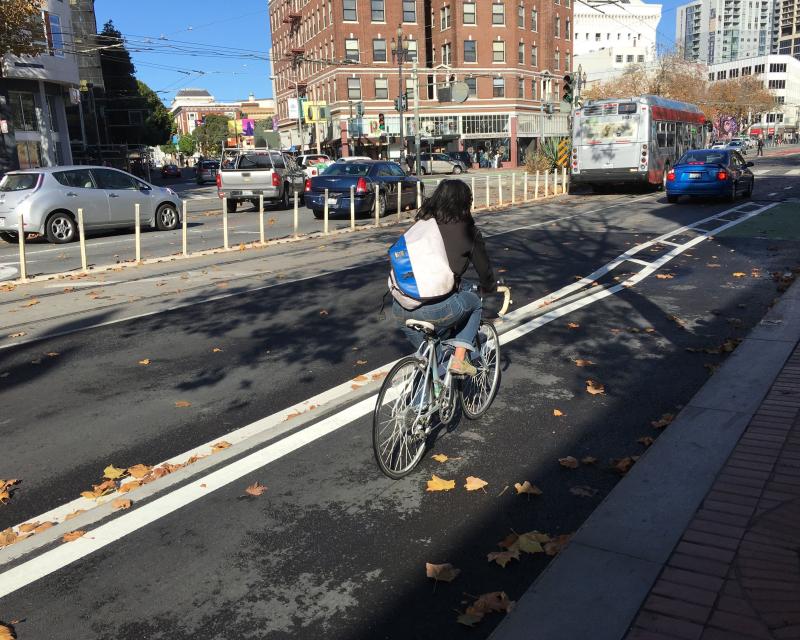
{"left": 1, "top": 150, "right": 799, "bottom": 639}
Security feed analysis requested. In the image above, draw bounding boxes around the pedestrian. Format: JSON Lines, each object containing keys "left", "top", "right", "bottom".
{"left": 757, "top": 137, "right": 764, "bottom": 157}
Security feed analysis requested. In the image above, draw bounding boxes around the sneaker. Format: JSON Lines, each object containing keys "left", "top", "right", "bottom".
{"left": 449, "top": 358, "right": 478, "bottom": 377}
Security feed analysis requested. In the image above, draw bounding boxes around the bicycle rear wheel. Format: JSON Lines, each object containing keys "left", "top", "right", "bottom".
{"left": 461, "top": 321, "right": 501, "bottom": 419}
{"left": 373, "top": 356, "right": 432, "bottom": 479}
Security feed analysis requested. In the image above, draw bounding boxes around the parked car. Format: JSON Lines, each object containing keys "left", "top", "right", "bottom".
{"left": 296, "top": 154, "right": 332, "bottom": 179}
{"left": 417, "top": 153, "right": 467, "bottom": 175}
{"left": 335, "top": 156, "right": 373, "bottom": 163}
{"left": 0, "top": 166, "right": 182, "bottom": 244}
{"left": 304, "top": 160, "right": 423, "bottom": 219}
{"left": 665, "top": 149, "right": 754, "bottom": 203}
{"left": 195, "top": 160, "right": 219, "bottom": 184}
{"left": 447, "top": 151, "right": 473, "bottom": 168}
{"left": 216, "top": 150, "right": 305, "bottom": 212}
{"left": 161, "top": 164, "right": 182, "bottom": 178}
{"left": 725, "top": 139, "right": 748, "bottom": 155}
{"left": 710, "top": 141, "right": 728, "bottom": 149}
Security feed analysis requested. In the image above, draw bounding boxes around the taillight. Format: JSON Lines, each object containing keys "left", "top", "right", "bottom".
{"left": 356, "top": 176, "right": 368, "bottom": 194}
{"left": 216, "top": 173, "right": 221, "bottom": 189}
{"left": 304, "top": 178, "right": 312, "bottom": 192}
{"left": 642, "top": 144, "right": 648, "bottom": 151}
{"left": 272, "top": 172, "right": 281, "bottom": 187}
{"left": 717, "top": 170, "right": 728, "bottom": 181}
{"left": 667, "top": 169, "right": 675, "bottom": 182}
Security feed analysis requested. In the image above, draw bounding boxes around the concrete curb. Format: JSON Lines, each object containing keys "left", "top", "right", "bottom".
{"left": 490, "top": 278, "right": 800, "bottom": 640}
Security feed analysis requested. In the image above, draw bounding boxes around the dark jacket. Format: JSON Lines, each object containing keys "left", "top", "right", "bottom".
{"left": 436, "top": 220, "right": 495, "bottom": 292}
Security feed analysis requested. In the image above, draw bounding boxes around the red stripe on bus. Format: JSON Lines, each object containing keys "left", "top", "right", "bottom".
{"left": 650, "top": 106, "right": 706, "bottom": 125}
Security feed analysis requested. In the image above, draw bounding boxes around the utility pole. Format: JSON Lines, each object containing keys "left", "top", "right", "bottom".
{"left": 391, "top": 26, "right": 408, "bottom": 162}
{"left": 413, "top": 57, "right": 422, "bottom": 179}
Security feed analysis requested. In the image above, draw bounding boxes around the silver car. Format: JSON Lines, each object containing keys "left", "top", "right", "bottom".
{"left": 0, "top": 166, "right": 182, "bottom": 244}
{"left": 418, "top": 153, "right": 467, "bottom": 175}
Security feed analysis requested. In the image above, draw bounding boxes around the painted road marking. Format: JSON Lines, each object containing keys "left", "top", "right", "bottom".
{"left": 787, "top": 169, "right": 800, "bottom": 176}
{"left": 753, "top": 169, "right": 771, "bottom": 175}
{"left": 0, "top": 201, "right": 778, "bottom": 597}
{"left": 0, "top": 265, "right": 18, "bottom": 280}
{"left": 769, "top": 192, "right": 778, "bottom": 196}
{"left": 785, "top": 186, "right": 793, "bottom": 190}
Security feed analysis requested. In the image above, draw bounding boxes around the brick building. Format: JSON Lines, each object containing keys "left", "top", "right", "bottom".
{"left": 269, "top": 0, "right": 572, "bottom": 167}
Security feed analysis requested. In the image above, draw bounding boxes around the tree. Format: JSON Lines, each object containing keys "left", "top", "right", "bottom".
{"left": 137, "top": 81, "right": 172, "bottom": 146}
{"left": 193, "top": 115, "right": 230, "bottom": 155}
{"left": 0, "top": 0, "right": 45, "bottom": 63}
{"left": 178, "top": 134, "right": 196, "bottom": 155}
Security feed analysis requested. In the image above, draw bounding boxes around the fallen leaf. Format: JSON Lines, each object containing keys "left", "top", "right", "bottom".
{"left": 457, "top": 591, "right": 515, "bottom": 626}
{"left": 515, "top": 531, "right": 546, "bottom": 554}
{"left": 103, "top": 465, "right": 127, "bottom": 480}
{"left": 0, "top": 529, "right": 18, "bottom": 548}
{"left": 464, "top": 476, "right": 488, "bottom": 492}
{"left": 355, "top": 359, "right": 368, "bottom": 365}
{"left": 487, "top": 547, "right": 520, "bottom": 567}
{"left": 319, "top": 309, "right": 329, "bottom": 316}
{"left": 0, "top": 623, "right": 16, "bottom": 640}
{"left": 732, "top": 272, "right": 746, "bottom": 278}
{"left": 651, "top": 413, "right": 674, "bottom": 429}
{"left": 212, "top": 441, "right": 232, "bottom": 453}
{"left": 553, "top": 409, "right": 565, "bottom": 417}
{"left": 544, "top": 533, "right": 572, "bottom": 556}
{"left": 456, "top": 612, "right": 484, "bottom": 627}
{"left": 514, "top": 481, "right": 542, "bottom": 496}
{"left": 611, "top": 457, "right": 636, "bottom": 474}
{"left": 656, "top": 273, "right": 674, "bottom": 280}
{"left": 426, "top": 475, "right": 456, "bottom": 492}
{"left": 244, "top": 482, "right": 268, "bottom": 497}
{"left": 638, "top": 436, "right": 655, "bottom": 447}
{"left": 574, "top": 359, "right": 594, "bottom": 367}
{"left": 33, "top": 521, "right": 55, "bottom": 533}
{"left": 567, "top": 322, "right": 580, "bottom": 329}
{"left": 127, "top": 464, "right": 151, "bottom": 479}
{"left": 112, "top": 498, "right": 132, "bottom": 510}
{"left": 212, "top": 347, "right": 223, "bottom": 353}
{"left": 22, "top": 299, "right": 40, "bottom": 307}
{"left": 431, "top": 454, "right": 449, "bottom": 463}
{"left": 558, "top": 456, "right": 579, "bottom": 469}
{"left": 18, "top": 522, "right": 39, "bottom": 534}
{"left": 586, "top": 379, "right": 605, "bottom": 395}
{"left": 118, "top": 481, "right": 140, "bottom": 494}
{"left": 138, "top": 358, "right": 151, "bottom": 365}
{"left": 62, "top": 530, "right": 86, "bottom": 542}
{"left": 425, "top": 562, "right": 460, "bottom": 582}
{"left": 174, "top": 400, "right": 192, "bottom": 408}
{"left": 570, "top": 485, "right": 598, "bottom": 498}
{"left": 353, "top": 374, "right": 369, "bottom": 382}
{"left": 46, "top": 352, "right": 59, "bottom": 357}
{"left": 64, "top": 510, "right": 85, "bottom": 521}
{"left": 580, "top": 456, "right": 598, "bottom": 465}
{"left": 7, "top": 332, "right": 25, "bottom": 338}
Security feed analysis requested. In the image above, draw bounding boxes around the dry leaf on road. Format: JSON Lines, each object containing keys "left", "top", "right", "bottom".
{"left": 0, "top": 479, "right": 20, "bottom": 505}
{"left": 244, "top": 482, "right": 268, "bottom": 497}
{"left": 574, "top": 359, "right": 594, "bottom": 367}
{"left": 425, "top": 562, "right": 460, "bottom": 582}
{"left": 319, "top": 309, "right": 329, "bottom": 316}
{"left": 431, "top": 454, "right": 449, "bottom": 463}
{"left": 212, "top": 347, "right": 223, "bottom": 353}
{"left": 580, "top": 456, "right": 598, "bottom": 465}
{"left": 656, "top": 273, "right": 674, "bottom": 280}
{"left": 426, "top": 475, "right": 456, "bottom": 492}
{"left": 567, "top": 322, "right": 580, "bottom": 329}
{"left": 0, "top": 621, "right": 17, "bottom": 640}
{"left": 586, "top": 380, "right": 605, "bottom": 395}
{"left": 558, "top": 456, "right": 579, "bottom": 469}
{"left": 62, "top": 530, "right": 86, "bottom": 542}
{"left": 487, "top": 547, "right": 520, "bottom": 568}
{"left": 103, "top": 465, "right": 127, "bottom": 480}
{"left": 174, "top": 400, "right": 192, "bottom": 408}
{"left": 355, "top": 359, "right": 368, "bottom": 365}
{"left": 514, "top": 481, "right": 542, "bottom": 496}
{"left": 544, "top": 534, "right": 572, "bottom": 556}
{"left": 651, "top": 413, "right": 675, "bottom": 429}
{"left": 64, "top": 510, "right": 85, "bottom": 521}
{"left": 0, "top": 529, "right": 18, "bottom": 548}
{"left": 211, "top": 441, "right": 232, "bottom": 453}
{"left": 570, "top": 485, "right": 598, "bottom": 498}
{"left": 732, "top": 272, "right": 746, "bottom": 278}
{"left": 611, "top": 457, "right": 637, "bottom": 475}
{"left": 457, "top": 592, "right": 515, "bottom": 627}
{"left": 138, "top": 358, "right": 151, "bottom": 366}
{"left": 638, "top": 436, "right": 655, "bottom": 447}
{"left": 112, "top": 498, "right": 132, "bottom": 510}
{"left": 22, "top": 299, "right": 39, "bottom": 307}
{"left": 464, "top": 476, "right": 488, "bottom": 492}
{"left": 127, "top": 464, "right": 151, "bottom": 479}
{"left": 7, "top": 332, "right": 26, "bottom": 339}
{"left": 553, "top": 409, "right": 565, "bottom": 417}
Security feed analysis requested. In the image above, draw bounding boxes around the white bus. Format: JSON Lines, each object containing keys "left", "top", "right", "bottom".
{"left": 570, "top": 95, "right": 707, "bottom": 191}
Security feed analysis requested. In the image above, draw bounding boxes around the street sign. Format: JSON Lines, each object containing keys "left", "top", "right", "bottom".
{"left": 557, "top": 138, "right": 570, "bottom": 167}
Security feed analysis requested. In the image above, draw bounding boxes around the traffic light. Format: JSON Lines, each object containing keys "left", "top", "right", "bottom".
{"left": 394, "top": 94, "right": 407, "bottom": 112}
{"left": 562, "top": 74, "right": 573, "bottom": 104}
{"left": 378, "top": 113, "right": 385, "bottom": 131}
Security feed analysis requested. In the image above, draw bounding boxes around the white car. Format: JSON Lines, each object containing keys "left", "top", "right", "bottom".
{"left": 336, "top": 156, "right": 373, "bottom": 162}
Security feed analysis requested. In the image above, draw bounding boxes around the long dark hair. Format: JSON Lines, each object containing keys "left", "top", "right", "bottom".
{"left": 416, "top": 179, "right": 475, "bottom": 225}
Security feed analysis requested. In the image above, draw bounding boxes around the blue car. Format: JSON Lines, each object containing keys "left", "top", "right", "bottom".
{"left": 666, "top": 149, "right": 754, "bottom": 203}
{"left": 304, "top": 160, "right": 424, "bottom": 219}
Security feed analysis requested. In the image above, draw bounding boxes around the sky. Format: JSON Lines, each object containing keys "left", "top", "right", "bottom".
{"left": 95, "top": 0, "right": 685, "bottom": 108}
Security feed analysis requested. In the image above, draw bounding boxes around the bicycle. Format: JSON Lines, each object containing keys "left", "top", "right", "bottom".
{"left": 373, "top": 285, "right": 512, "bottom": 479}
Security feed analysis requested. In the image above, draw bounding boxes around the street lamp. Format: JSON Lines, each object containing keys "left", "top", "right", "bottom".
{"left": 391, "top": 26, "right": 409, "bottom": 161}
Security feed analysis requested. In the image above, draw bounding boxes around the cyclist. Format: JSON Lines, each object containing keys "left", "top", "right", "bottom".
{"left": 392, "top": 179, "right": 495, "bottom": 377}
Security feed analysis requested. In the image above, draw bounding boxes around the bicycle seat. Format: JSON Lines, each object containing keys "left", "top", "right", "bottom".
{"left": 405, "top": 319, "right": 436, "bottom": 334}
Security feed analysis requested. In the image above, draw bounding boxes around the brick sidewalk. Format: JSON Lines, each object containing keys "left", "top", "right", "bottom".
{"left": 626, "top": 343, "right": 800, "bottom": 640}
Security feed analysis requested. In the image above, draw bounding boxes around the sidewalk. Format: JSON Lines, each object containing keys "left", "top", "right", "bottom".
{"left": 490, "top": 277, "right": 800, "bottom": 640}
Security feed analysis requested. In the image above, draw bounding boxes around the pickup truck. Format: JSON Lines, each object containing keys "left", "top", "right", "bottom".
{"left": 216, "top": 150, "right": 305, "bottom": 212}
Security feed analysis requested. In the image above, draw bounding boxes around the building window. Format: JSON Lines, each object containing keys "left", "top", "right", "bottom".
{"left": 16, "top": 141, "right": 42, "bottom": 169}
{"left": 518, "top": 4, "right": 525, "bottom": 28}
{"left": 754, "top": 64, "right": 764, "bottom": 73}
{"left": 403, "top": 0, "right": 416, "bottom": 22}
{"left": 440, "top": 5, "right": 451, "bottom": 30}
{"left": 405, "top": 77, "right": 415, "bottom": 99}
{"left": 518, "top": 76, "right": 525, "bottom": 97}
{"left": 565, "top": 52, "right": 571, "bottom": 70}
{"left": 347, "top": 77, "right": 361, "bottom": 100}
{"left": 626, "top": 54, "right": 634, "bottom": 62}
{"left": 518, "top": 42, "right": 524, "bottom": 63}
{"left": 8, "top": 92, "right": 38, "bottom": 132}
{"left": 463, "top": 1, "right": 476, "bottom": 24}
{"left": 373, "top": 39, "right": 386, "bottom": 62}
{"left": 566, "top": 18, "right": 571, "bottom": 40}
{"left": 371, "top": 0, "right": 385, "bottom": 21}
{"left": 45, "top": 12, "right": 65, "bottom": 58}
{"left": 441, "top": 43, "right": 452, "bottom": 65}
{"left": 343, "top": 0, "right": 357, "bottom": 21}
{"left": 464, "top": 40, "right": 477, "bottom": 62}
{"left": 492, "top": 40, "right": 505, "bottom": 62}
{"left": 769, "top": 63, "right": 787, "bottom": 72}
{"left": 742, "top": 66, "right": 751, "bottom": 75}
{"left": 466, "top": 77, "right": 477, "bottom": 96}
{"left": 531, "top": 44, "right": 538, "bottom": 66}
{"left": 554, "top": 49, "right": 560, "bottom": 69}
{"left": 492, "top": 3, "right": 505, "bottom": 25}
{"left": 493, "top": 77, "right": 505, "bottom": 97}
{"left": 531, "top": 78, "right": 538, "bottom": 99}
{"left": 375, "top": 78, "right": 388, "bottom": 99}
{"left": 595, "top": 32, "right": 601, "bottom": 41}
{"left": 768, "top": 79, "right": 786, "bottom": 89}
{"left": 615, "top": 54, "right": 623, "bottom": 63}
{"left": 345, "top": 39, "right": 360, "bottom": 62}
{"left": 406, "top": 39, "right": 418, "bottom": 61}
{"left": 716, "top": 70, "right": 726, "bottom": 79}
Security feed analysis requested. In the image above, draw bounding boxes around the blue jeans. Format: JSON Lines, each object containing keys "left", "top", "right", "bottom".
{"left": 393, "top": 286, "right": 482, "bottom": 353}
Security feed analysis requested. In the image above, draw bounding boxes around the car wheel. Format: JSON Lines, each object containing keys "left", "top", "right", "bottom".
{"left": 280, "top": 186, "right": 290, "bottom": 210}
{"left": 667, "top": 194, "right": 679, "bottom": 203}
{"left": 0, "top": 231, "right": 19, "bottom": 244}
{"left": 378, "top": 193, "right": 387, "bottom": 218}
{"left": 312, "top": 209, "right": 323, "bottom": 220}
{"left": 155, "top": 203, "right": 180, "bottom": 231}
{"left": 452, "top": 165, "right": 463, "bottom": 175}
{"left": 226, "top": 199, "right": 238, "bottom": 213}
{"left": 45, "top": 211, "right": 77, "bottom": 244}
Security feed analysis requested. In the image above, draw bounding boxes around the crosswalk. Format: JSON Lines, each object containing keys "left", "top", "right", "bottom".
{"left": 753, "top": 167, "right": 800, "bottom": 176}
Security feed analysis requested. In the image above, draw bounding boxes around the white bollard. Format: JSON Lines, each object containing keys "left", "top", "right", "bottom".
{"left": 374, "top": 183, "right": 380, "bottom": 226}
{"left": 535, "top": 171, "right": 540, "bottom": 199}
{"left": 222, "top": 198, "right": 229, "bottom": 250}
{"left": 323, "top": 188, "right": 329, "bottom": 235}
{"left": 497, "top": 174, "right": 503, "bottom": 206}
{"left": 485, "top": 175, "right": 490, "bottom": 209}
{"left": 258, "top": 195, "right": 265, "bottom": 245}
{"left": 562, "top": 166, "right": 568, "bottom": 195}
{"left": 17, "top": 215, "right": 27, "bottom": 282}
{"left": 350, "top": 186, "right": 356, "bottom": 230}
{"left": 396, "top": 183, "right": 402, "bottom": 220}
{"left": 182, "top": 201, "right": 188, "bottom": 256}
{"left": 524, "top": 172, "right": 529, "bottom": 201}
{"left": 512, "top": 173, "right": 516, "bottom": 205}
{"left": 544, "top": 171, "right": 549, "bottom": 198}
{"left": 416, "top": 181, "right": 422, "bottom": 210}
{"left": 471, "top": 176, "right": 476, "bottom": 212}
{"left": 133, "top": 204, "right": 141, "bottom": 263}
{"left": 78, "top": 207, "right": 88, "bottom": 272}
{"left": 293, "top": 191, "right": 299, "bottom": 238}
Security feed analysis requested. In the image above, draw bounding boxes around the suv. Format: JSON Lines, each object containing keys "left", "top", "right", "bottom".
{"left": 418, "top": 153, "right": 467, "bottom": 175}
{"left": 196, "top": 160, "right": 219, "bottom": 185}
{"left": 447, "top": 151, "right": 473, "bottom": 168}
{"left": 217, "top": 150, "right": 305, "bottom": 211}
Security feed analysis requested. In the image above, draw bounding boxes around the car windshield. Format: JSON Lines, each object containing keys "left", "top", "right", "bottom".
{"left": 0, "top": 173, "right": 40, "bottom": 192}
{"left": 679, "top": 151, "right": 729, "bottom": 165}
{"left": 322, "top": 163, "right": 371, "bottom": 176}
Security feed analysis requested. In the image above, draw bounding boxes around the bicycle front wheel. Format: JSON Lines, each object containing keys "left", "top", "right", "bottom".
{"left": 461, "top": 321, "right": 501, "bottom": 419}
{"left": 373, "top": 356, "right": 432, "bottom": 479}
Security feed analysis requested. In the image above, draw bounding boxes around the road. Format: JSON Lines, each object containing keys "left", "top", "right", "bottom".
{"left": 0, "top": 151, "right": 799, "bottom": 639}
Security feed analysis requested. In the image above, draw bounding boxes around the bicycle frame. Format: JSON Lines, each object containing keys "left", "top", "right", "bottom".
{"left": 410, "top": 335, "right": 454, "bottom": 429}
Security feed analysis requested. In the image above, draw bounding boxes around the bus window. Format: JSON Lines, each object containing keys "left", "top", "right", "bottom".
{"left": 667, "top": 122, "right": 676, "bottom": 148}
{"left": 656, "top": 122, "right": 667, "bottom": 148}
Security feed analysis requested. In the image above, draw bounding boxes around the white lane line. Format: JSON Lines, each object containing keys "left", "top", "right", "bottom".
{"left": 0, "top": 265, "right": 18, "bottom": 280}
{"left": 785, "top": 186, "right": 793, "bottom": 190}
{"left": 626, "top": 258, "right": 651, "bottom": 267}
{"left": 753, "top": 169, "right": 771, "bottom": 175}
{"left": 786, "top": 169, "right": 800, "bottom": 176}
{"left": 0, "top": 202, "right": 778, "bottom": 596}
{"left": 769, "top": 192, "right": 778, "bottom": 196}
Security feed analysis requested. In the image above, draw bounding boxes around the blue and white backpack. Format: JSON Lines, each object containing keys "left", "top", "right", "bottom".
{"left": 388, "top": 218, "right": 455, "bottom": 310}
